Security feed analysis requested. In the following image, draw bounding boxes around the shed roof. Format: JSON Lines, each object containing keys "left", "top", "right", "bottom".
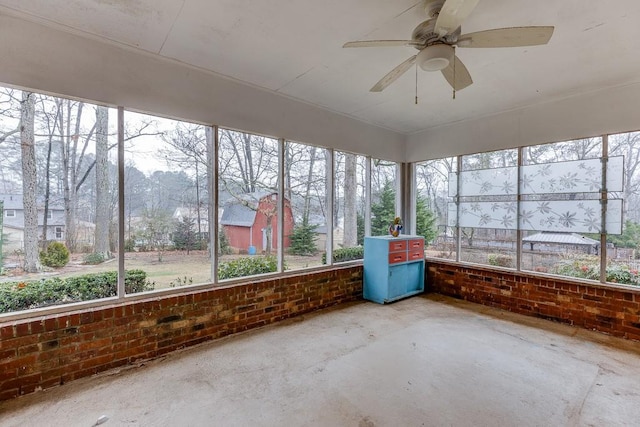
{"left": 220, "top": 203, "right": 256, "bottom": 227}
{"left": 522, "top": 233, "right": 599, "bottom": 246}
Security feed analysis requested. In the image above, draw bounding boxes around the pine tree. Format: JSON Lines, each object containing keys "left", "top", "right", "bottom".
{"left": 371, "top": 181, "right": 396, "bottom": 236}
{"left": 288, "top": 220, "right": 318, "bottom": 256}
{"left": 173, "top": 216, "right": 197, "bottom": 254}
{"left": 416, "top": 196, "right": 437, "bottom": 243}
{"left": 218, "top": 226, "right": 232, "bottom": 255}
{"left": 356, "top": 213, "right": 365, "bottom": 246}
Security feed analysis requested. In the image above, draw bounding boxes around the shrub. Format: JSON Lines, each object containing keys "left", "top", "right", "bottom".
{"left": 0, "top": 269, "right": 154, "bottom": 313}
{"left": 124, "top": 238, "right": 136, "bottom": 252}
{"left": 322, "top": 246, "right": 364, "bottom": 264}
{"left": 218, "top": 256, "right": 279, "bottom": 280}
{"left": 83, "top": 252, "right": 105, "bottom": 265}
{"left": 219, "top": 227, "right": 232, "bottom": 255}
{"left": 488, "top": 253, "right": 514, "bottom": 268}
{"left": 551, "top": 254, "right": 640, "bottom": 286}
{"left": 39, "top": 242, "right": 70, "bottom": 268}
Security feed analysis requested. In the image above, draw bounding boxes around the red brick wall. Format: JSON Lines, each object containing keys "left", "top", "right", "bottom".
{"left": 427, "top": 260, "right": 640, "bottom": 341}
{"left": 0, "top": 266, "right": 363, "bottom": 401}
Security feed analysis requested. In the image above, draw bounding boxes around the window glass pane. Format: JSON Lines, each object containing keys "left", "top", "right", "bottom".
{"left": 124, "top": 111, "right": 211, "bottom": 292}
{"left": 458, "top": 149, "right": 518, "bottom": 267}
{"left": 334, "top": 152, "right": 366, "bottom": 263}
{"left": 521, "top": 138, "right": 603, "bottom": 279}
{"left": 284, "top": 142, "right": 327, "bottom": 270}
{"left": 218, "top": 128, "right": 280, "bottom": 280}
{"left": 607, "top": 132, "right": 639, "bottom": 287}
{"left": 0, "top": 88, "right": 119, "bottom": 313}
{"left": 371, "top": 159, "right": 397, "bottom": 236}
{"left": 416, "top": 157, "right": 456, "bottom": 260}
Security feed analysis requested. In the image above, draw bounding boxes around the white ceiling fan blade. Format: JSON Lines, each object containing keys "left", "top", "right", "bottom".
{"left": 457, "top": 26, "right": 555, "bottom": 48}
{"left": 441, "top": 55, "right": 473, "bottom": 91}
{"left": 343, "top": 40, "right": 422, "bottom": 48}
{"left": 434, "top": 0, "right": 480, "bottom": 37}
{"left": 370, "top": 55, "right": 417, "bottom": 92}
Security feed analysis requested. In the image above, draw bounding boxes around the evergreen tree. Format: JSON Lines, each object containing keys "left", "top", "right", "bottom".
{"left": 288, "top": 220, "right": 318, "bottom": 256}
{"left": 218, "top": 225, "right": 232, "bottom": 255}
{"left": 601, "top": 220, "right": 640, "bottom": 249}
{"left": 371, "top": 181, "right": 396, "bottom": 236}
{"left": 173, "top": 216, "right": 197, "bottom": 254}
{"left": 356, "top": 213, "right": 365, "bottom": 246}
{"left": 416, "top": 196, "right": 437, "bottom": 243}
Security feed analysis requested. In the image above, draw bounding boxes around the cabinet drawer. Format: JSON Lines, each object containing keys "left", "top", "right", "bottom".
{"left": 388, "top": 240, "right": 407, "bottom": 252}
{"left": 408, "top": 250, "right": 424, "bottom": 261}
{"left": 408, "top": 239, "right": 424, "bottom": 250}
{"left": 388, "top": 251, "right": 408, "bottom": 264}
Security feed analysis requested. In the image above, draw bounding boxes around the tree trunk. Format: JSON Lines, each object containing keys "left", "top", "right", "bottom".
{"left": 61, "top": 100, "right": 85, "bottom": 253}
{"left": 41, "top": 134, "right": 53, "bottom": 249}
{"left": 94, "top": 106, "right": 111, "bottom": 258}
{"left": 343, "top": 153, "right": 358, "bottom": 246}
{"left": 194, "top": 160, "right": 203, "bottom": 239}
{"left": 20, "top": 91, "right": 41, "bottom": 273}
{"left": 205, "top": 127, "right": 214, "bottom": 259}
{"left": 243, "top": 134, "right": 255, "bottom": 193}
{"left": 302, "top": 146, "right": 316, "bottom": 224}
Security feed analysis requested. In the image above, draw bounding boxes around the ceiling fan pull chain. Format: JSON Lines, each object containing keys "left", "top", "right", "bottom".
{"left": 415, "top": 63, "right": 418, "bottom": 105}
{"left": 452, "top": 46, "right": 456, "bottom": 100}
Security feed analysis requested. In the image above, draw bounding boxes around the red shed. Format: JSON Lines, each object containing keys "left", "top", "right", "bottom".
{"left": 220, "top": 192, "right": 294, "bottom": 253}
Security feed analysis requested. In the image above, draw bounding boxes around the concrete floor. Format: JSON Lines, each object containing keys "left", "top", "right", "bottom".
{"left": 2, "top": 295, "right": 640, "bottom": 427}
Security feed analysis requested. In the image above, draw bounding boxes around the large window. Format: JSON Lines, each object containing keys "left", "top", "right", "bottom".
{"left": 608, "top": 131, "right": 640, "bottom": 287}
{"left": 334, "top": 152, "right": 367, "bottom": 262}
{"left": 416, "top": 158, "right": 456, "bottom": 260}
{"left": 284, "top": 141, "right": 328, "bottom": 270}
{"left": 124, "top": 112, "right": 211, "bottom": 292}
{"left": 0, "top": 89, "right": 120, "bottom": 313}
{"left": 520, "top": 138, "right": 604, "bottom": 279}
{"left": 457, "top": 150, "right": 519, "bottom": 267}
{"left": 218, "top": 129, "right": 281, "bottom": 280}
{"left": 4, "top": 79, "right": 640, "bottom": 316}
{"left": 371, "top": 159, "right": 397, "bottom": 236}
{"left": 423, "top": 136, "right": 632, "bottom": 287}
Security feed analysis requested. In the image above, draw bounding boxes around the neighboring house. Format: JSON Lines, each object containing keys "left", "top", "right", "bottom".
{"left": 0, "top": 193, "right": 66, "bottom": 252}
{"left": 173, "top": 206, "right": 210, "bottom": 240}
{"left": 220, "top": 192, "right": 294, "bottom": 253}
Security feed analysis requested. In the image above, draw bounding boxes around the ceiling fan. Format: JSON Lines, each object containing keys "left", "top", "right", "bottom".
{"left": 343, "top": 0, "right": 554, "bottom": 93}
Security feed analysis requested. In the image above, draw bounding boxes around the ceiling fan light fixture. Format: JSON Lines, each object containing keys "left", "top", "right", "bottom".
{"left": 417, "top": 44, "right": 454, "bottom": 71}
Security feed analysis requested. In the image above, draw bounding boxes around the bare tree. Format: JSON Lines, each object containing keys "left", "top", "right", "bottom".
{"left": 343, "top": 153, "right": 358, "bottom": 246}
{"left": 610, "top": 132, "right": 640, "bottom": 222}
{"left": 20, "top": 91, "right": 41, "bottom": 272}
{"left": 94, "top": 106, "right": 111, "bottom": 258}
{"left": 36, "top": 95, "right": 60, "bottom": 248}
{"left": 159, "top": 123, "right": 207, "bottom": 239}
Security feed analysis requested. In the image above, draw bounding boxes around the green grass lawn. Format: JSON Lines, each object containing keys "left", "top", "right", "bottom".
{"left": 2, "top": 250, "right": 328, "bottom": 290}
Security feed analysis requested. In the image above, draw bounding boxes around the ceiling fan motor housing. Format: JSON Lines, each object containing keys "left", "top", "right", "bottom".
{"left": 418, "top": 44, "right": 454, "bottom": 71}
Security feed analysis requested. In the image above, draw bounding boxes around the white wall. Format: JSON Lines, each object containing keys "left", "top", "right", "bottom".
{"left": 406, "top": 82, "right": 640, "bottom": 162}
{"left": 0, "top": 13, "right": 405, "bottom": 162}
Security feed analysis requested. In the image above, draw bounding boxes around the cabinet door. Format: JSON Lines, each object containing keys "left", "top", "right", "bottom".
{"left": 406, "top": 261, "right": 424, "bottom": 292}
{"left": 388, "top": 264, "right": 407, "bottom": 299}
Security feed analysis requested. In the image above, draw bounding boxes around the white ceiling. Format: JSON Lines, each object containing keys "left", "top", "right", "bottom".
{"left": 1, "top": 0, "right": 639, "bottom": 135}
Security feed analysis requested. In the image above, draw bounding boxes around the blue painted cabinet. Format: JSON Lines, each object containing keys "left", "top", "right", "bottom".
{"left": 363, "top": 235, "right": 425, "bottom": 304}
